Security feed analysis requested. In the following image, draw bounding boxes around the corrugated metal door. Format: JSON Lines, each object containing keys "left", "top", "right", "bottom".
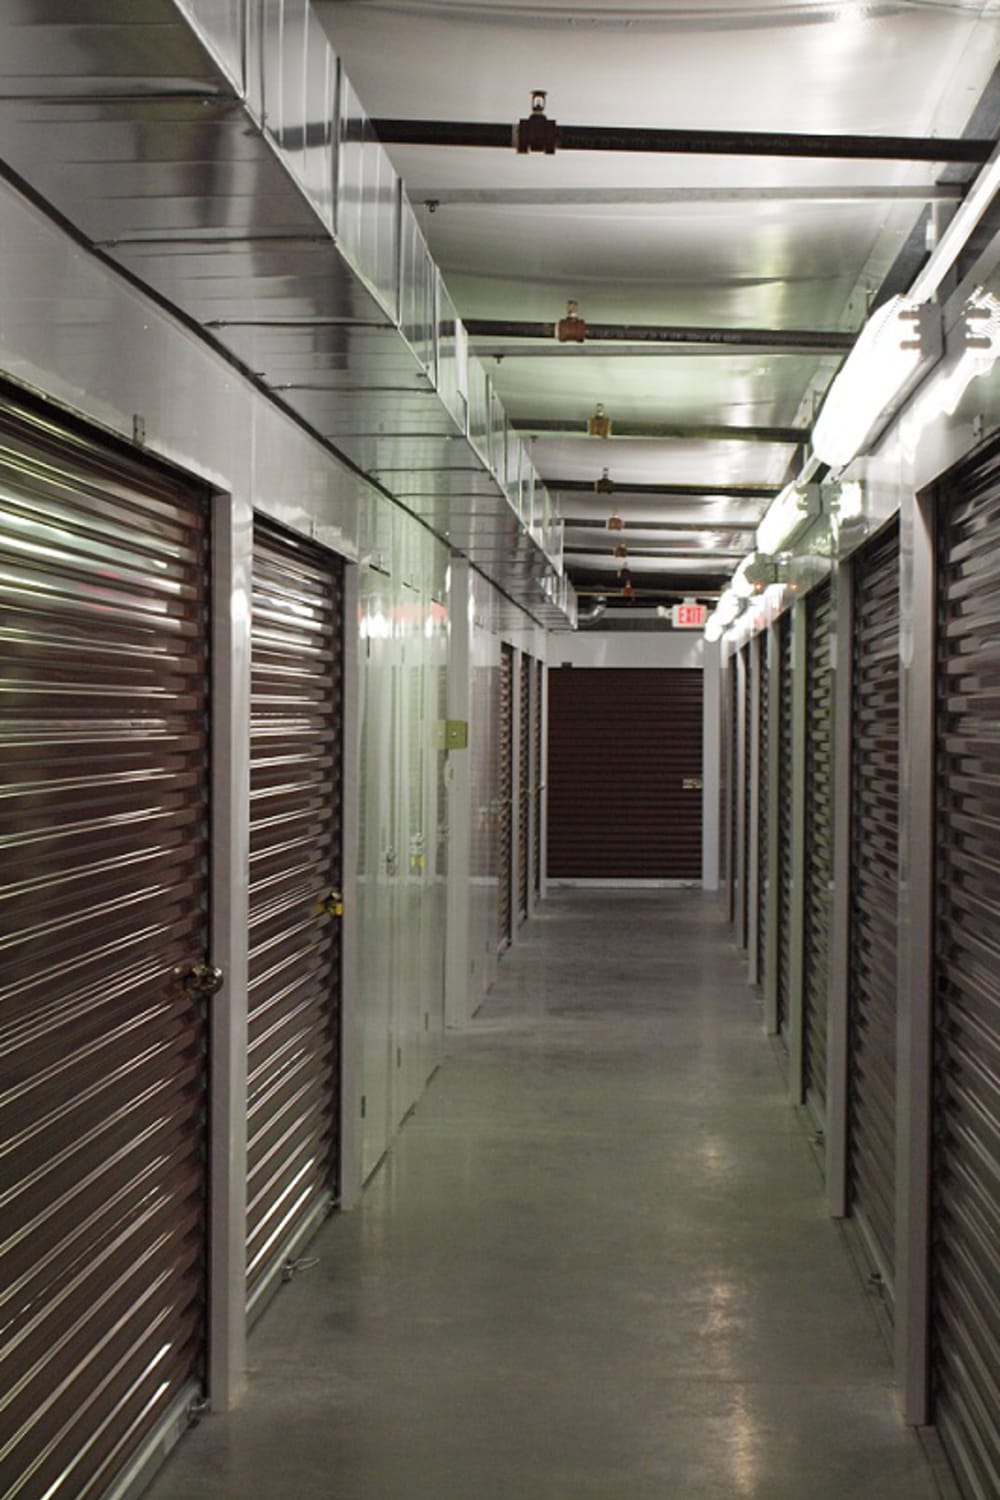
{"left": 534, "top": 658, "right": 543, "bottom": 897}
{"left": 776, "top": 611, "right": 794, "bottom": 1046}
{"left": 729, "top": 659, "right": 739, "bottom": 922}
{"left": 803, "top": 580, "right": 833, "bottom": 1127}
{"left": 547, "top": 668, "right": 703, "bottom": 879}
{"left": 932, "top": 446, "right": 1000, "bottom": 1500}
{"left": 847, "top": 519, "right": 900, "bottom": 1299}
{"left": 497, "top": 643, "right": 513, "bottom": 949}
{"left": 757, "top": 639, "right": 770, "bottom": 991}
{"left": 246, "top": 521, "right": 343, "bottom": 1309}
{"left": 742, "top": 644, "right": 752, "bottom": 947}
{"left": 518, "top": 653, "right": 530, "bottom": 922}
{"left": 0, "top": 402, "right": 211, "bottom": 1500}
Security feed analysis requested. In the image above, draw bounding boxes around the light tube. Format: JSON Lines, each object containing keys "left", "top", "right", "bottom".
{"left": 811, "top": 297, "right": 942, "bottom": 469}
{"left": 756, "top": 482, "right": 821, "bottom": 556}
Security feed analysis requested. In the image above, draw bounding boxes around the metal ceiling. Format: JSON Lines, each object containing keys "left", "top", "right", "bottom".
{"left": 316, "top": 0, "right": 1000, "bottom": 613}
{"left": 0, "top": 0, "right": 575, "bottom": 628}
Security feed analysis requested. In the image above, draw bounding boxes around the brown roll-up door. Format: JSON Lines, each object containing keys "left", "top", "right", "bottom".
{"left": 0, "top": 401, "right": 211, "bottom": 1500}
{"left": 803, "top": 580, "right": 833, "bottom": 1129}
{"left": 847, "top": 518, "right": 900, "bottom": 1300}
{"left": 757, "top": 637, "right": 770, "bottom": 991}
{"left": 776, "top": 611, "right": 794, "bottom": 1047}
{"left": 247, "top": 521, "right": 344, "bottom": 1309}
{"left": 547, "top": 667, "right": 702, "bottom": 880}
{"left": 931, "top": 444, "right": 1000, "bottom": 1500}
{"left": 518, "top": 653, "right": 530, "bottom": 922}
{"left": 534, "top": 658, "right": 544, "bottom": 897}
{"left": 741, "top": 645, "right": 752, "bottom": 947}
{"left": 729, "top": 659, "right": 739, "bottom": 921}
{"left": 497, "top": 643, "right": 514, "bottom": 948}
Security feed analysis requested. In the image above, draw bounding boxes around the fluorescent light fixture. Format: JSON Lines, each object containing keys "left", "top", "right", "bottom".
{"left": 832, "top": 480, "right": 864, "bottom": 522}
{"left": 756, "top": 482, "right": 821, "bottom": 556}
{"left": 715, "top": 588, "right": 743, "bottom": 627}
{"left": 703, "top": 586, "right": 743, "bottom": 641}
{"left": 731, "top": 551, "right": 776, "bottom": 598}
{"left": 909, "top": 141, "right": 1000, "bottom": 304}
{"left": 811, "top": 296, "right": 942, "bottom": 469}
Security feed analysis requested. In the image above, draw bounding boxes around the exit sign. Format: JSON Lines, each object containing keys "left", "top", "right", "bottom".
{"left": 673, "top": 602, "right": 707, "bottom": 629}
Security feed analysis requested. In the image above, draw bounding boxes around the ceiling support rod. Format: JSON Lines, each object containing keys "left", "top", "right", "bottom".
{"left": 372, "top": 118, "right": 992, "bottom": 163}
{"left": 466, "top": 318, "right": 854, "bottom": 352}
{"left": 514, "top": 419, "right": 806, "bottom": 443}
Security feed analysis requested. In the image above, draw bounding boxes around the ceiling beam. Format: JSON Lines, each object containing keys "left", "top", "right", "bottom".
{"left": 372, "top": 118, "right": 993, "bottom": 163}
{"left": 417, "top": 185, "right": 966, "bottom": 207}
{"left": 562, "top": 516, "right": 753, "bottom": 533}
{"left": 466, "top": 318, "right": 853, "bottom": 353}
{"left": 549, "top": 480, "right": 779, "bottom": 497}
{"left": 514, "top": 419, "right": 806, "bottom": 443}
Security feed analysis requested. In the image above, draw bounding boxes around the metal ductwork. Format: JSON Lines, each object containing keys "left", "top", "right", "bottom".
{"left": 0, "top": 0, "right": 576, "bottom": 629}
{"left": 576, "top": 596, "right": 608, "bottom": 628}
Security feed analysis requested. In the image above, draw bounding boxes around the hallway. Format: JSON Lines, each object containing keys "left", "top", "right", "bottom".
{"left": 147, "top": 891, "right": 939, "bottom": 1500}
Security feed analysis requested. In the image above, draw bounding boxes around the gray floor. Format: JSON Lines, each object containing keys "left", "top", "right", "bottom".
{"left": 147, "top": 890, "right": 941, "bottom": 1500}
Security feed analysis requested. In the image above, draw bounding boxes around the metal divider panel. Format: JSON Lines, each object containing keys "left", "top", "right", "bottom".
{"left": 0, "top": 405, "right": 210, "bottom": 1500}
{"left": 497, "top": 643, "right": 513, "bottom": 946}
{"left": 534, "top": 658, "right": 543, "bottom": 897}
{"left": 803, "top": 580, "right": 834, "bottom": 1124}
{"left": 518, "top": 654, "right": 530, "bottom": 920}
{"left": 742, "top": 644, "right": 752, "bottom": 946}
{"left": 546, "top": 668, "right": 703, "bottom": 879}
{"left": 847, "top": 519, "right": 900, "bottom": 1295}
{"left": 932, "top": 446, "right": 1000, "bottom": 1500}
{"left": 247, "top": 522, "right": 343, "bottom": 1304}
{"left": 758, "top": 644, "right": 770, "bottom": 990}
{"left": 777, "top": 612, "right": 795, "bottom": 1043}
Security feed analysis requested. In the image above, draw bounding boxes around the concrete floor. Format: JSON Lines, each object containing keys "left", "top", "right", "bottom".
{"left": 146, "top": 890, "right": 942, "bottom": 1500}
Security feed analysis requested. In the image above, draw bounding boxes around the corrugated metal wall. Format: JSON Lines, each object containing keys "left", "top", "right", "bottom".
{"left": 757, "top": 636, "right": 770, "bottom": 992}
{"left": 0, "top": 401, "right": 212, "bottom": 1500}
{"left": 776, "top": 612, "right": 794, "bottom": 1048}
{"left": 547, "top": 667, "right": 703, "bottom": 880}
{"left": 534, "top": 657, "right": 544, "bottom": 898}
{"left": 803, "top": 580, "right": 834, "bottom": 1130}
{"left": 518, "top": 653, "right": 530, "bottom": 922}
{"left": 847, "top": 519, "right": 900, "bottom": 1302}
{"left": 741, "top": 644, "right": 752, "bottom": 947}
{"left": 497, "top": 643, "right": 514, "bottom": 947}
{"left": 246, "top": 521, "right": 344, "bottom": 1309}
{"left": 932, "top": 446, "right": 1000, "bottom": 1500}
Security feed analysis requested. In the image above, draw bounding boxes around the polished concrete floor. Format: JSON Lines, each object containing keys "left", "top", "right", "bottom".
{"left": 147, "top": 890, "right": 943, "bottom": 1500}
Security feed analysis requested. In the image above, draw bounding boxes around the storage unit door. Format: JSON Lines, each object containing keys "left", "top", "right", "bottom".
{"left": 518, "top": 653, "right": 530, "bottom": 922}
{"left": 742, "top": 644, "right": 752, "bottom": 948}
{"left": 0, "top": 402, "right": 211, "bottom": 1500}
{"left": 534, "top": 658, "right": 543, "bottom": 897}
{"left": 847, "top": 519, "right": 900, "bottom": 1299}
{"left": 932, "top": 447, "right": 1000, "bottom": 1500}
{"left": 247, "top": 521, "right": 344, "bottom": 1309}
{"left": 547, "top": 668, "right": 703, "bottom": 879}
{"left": 757, "top": 639, "right": 770, "bottom": 991}
{"left": 776, "top": 611, "right": 794, "bottom": 1045}
{"left": 497, "top": 643, "right": 513, "bottom": 948}
{"left": 803, "top": 580, "right": 834, "bottom": 1126}
{"left": 729, "top": 659, "right": 739, "bottom": 922}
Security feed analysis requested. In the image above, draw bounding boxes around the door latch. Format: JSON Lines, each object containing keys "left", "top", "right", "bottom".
{"left": 316, "top": 889, "right": 345, "bottom": 919}
{"left": 174, "top": 961, "right": 224, "bottom": 999}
